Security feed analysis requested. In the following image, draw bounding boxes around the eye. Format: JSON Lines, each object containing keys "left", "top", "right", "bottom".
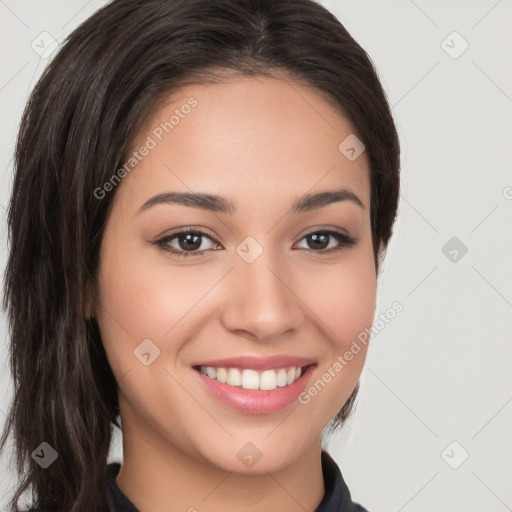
{"left": 155, "top": 228, "right": 221, "bottom": 258}
{"left": 295, "top": 230, "right": 357, "bottom": 253}
{"left": 154, "top": 228, "right": 357, "bottom": 258}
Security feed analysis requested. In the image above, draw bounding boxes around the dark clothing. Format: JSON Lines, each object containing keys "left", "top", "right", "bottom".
{"left": 106, "top": 450, "right": 370, "bottom": 511}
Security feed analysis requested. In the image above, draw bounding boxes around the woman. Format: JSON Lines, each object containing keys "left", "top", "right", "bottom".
{"left": 1, "top": 0, "right": 400, "bottom": 510}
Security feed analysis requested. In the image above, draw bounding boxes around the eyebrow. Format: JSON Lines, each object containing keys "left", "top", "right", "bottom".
{"left": 137, "top": 186, "right": 364, "bottom": 215}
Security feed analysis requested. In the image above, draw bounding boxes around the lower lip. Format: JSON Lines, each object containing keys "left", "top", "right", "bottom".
{"left": 194, "top": 365, "right": 316, "bottom": 415}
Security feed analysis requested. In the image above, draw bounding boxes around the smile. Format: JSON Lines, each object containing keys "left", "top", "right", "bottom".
{"left": 193, "top": 362, "right": 317, "bottom": 415}
{"left": 195, "top": 365, "right": 307, "bottom": 391}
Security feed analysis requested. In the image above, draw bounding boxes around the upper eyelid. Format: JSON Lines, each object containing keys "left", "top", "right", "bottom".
{"left": 156, "top": 229, "right": 219, "bottom": 252}
{"left": 160, "top": 229, "right": 217, "bottom": 244}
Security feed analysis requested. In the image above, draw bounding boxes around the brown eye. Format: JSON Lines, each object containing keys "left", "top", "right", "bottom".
{"left": 295, "top": 230, "right": 357, "bottom": 253}
{"left": 156, "top": 229, "right": 220, "bottom": 258}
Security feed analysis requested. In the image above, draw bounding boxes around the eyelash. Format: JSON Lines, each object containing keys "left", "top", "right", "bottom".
{"left": 154, "top": 227, "right": 357, "bottom": 258}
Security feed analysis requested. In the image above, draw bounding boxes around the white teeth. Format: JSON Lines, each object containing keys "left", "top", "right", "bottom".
{"left": 241, "top": 369, "right": 260, "bottom": 390}
{"left": 227, "top": 368, "right": 242, "bottom": 386}
{"left": 260, "top": 370, "right": 277, "bottom": 390}
{"left": 200, "top": 365, "right": 306, "bottom": 390}
{"left": 216, "top": 367, "right": 228, "bottom": 383}
{"left": 276, "top": 369, "right": 287, "bottom": 387}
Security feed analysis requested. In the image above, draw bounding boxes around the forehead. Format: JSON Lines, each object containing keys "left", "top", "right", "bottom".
{"left": 121, "top": 76, "right": 370, "bottom": 211}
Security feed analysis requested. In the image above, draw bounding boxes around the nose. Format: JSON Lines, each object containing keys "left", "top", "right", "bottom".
{"left": 220, "top": 248, "right": 303, "bottom": 341}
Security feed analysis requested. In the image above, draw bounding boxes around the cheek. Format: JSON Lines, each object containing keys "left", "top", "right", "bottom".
{"left": 293, "top": 245, "right": 376, "bottom": 418}
{"left": 324, "top": 265, "right": 376, "bottom": 348}
{"left": 94, "top": 227, "right": 217, "bottom": 376}
{"left": 299, "top": 245, "right": 377, "bottom": 351}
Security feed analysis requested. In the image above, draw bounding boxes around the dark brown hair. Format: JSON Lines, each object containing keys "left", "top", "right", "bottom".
{"left": 1, "top": 0, "right": 400, "bottom": 510}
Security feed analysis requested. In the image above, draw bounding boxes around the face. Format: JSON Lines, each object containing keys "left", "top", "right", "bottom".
{"left": 93, "top": 76, "right": 376, "bottom": 474}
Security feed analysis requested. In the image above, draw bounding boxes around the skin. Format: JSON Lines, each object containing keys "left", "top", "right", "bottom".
{"left": 92, "top": 75, "right": 376, "bottom": 512}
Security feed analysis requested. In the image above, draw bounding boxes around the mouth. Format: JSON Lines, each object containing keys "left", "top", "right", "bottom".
{"left": 192, "top": 362, "right": 317, "bottom": 415}
{"left": 192, "top": 363, "right": 315, "bottom": 391}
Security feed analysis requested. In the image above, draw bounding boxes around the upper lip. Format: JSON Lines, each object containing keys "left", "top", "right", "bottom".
{"left": 193, "top": 355, "right": 316, "bottom": 371}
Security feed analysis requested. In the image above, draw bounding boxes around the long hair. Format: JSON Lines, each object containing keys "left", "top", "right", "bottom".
{"left": 1, "top": 0, "right": 400, "bottom": 510}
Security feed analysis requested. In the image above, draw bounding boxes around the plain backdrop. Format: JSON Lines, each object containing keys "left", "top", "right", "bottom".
{"left": 1, "top": 1, "right": 511, "bottom": 511}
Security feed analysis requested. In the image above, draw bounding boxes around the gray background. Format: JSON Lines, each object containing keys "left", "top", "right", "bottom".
{"left": 1, "top": 1, "right": 511, "bottom": 511}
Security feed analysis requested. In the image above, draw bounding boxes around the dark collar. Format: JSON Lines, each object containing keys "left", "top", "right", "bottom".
{"left": 106, "top": 450, "right": 369, "bottom": 511}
